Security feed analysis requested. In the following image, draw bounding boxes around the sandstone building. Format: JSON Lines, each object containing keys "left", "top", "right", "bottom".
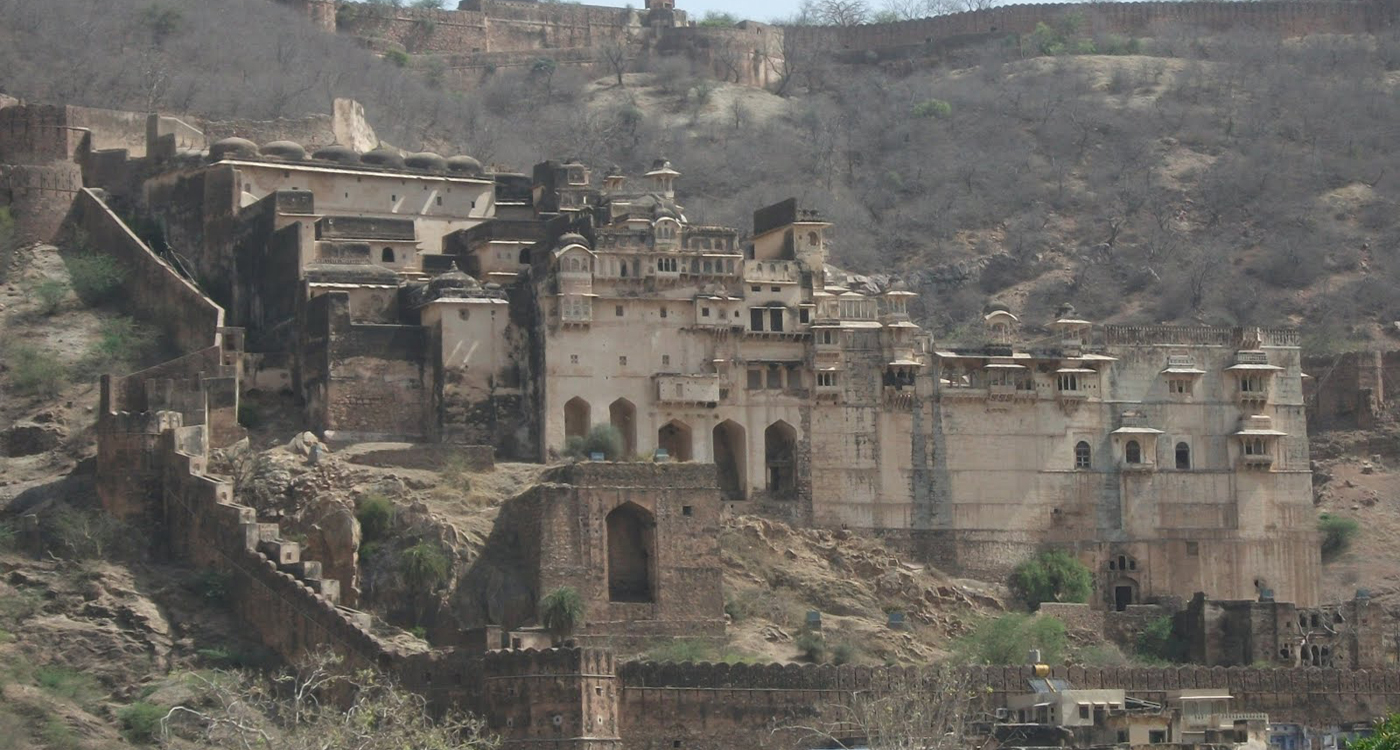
{"left": 0, "top": 95, "right": 1322, "bottom": 611}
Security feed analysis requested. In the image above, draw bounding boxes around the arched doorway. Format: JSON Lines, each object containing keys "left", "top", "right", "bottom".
{"left": 713, "top": 420, "right": 747, "bottom": 500}
{"left": 609, "top": 398, "right": 637, "bottom": 457}
{"left": 765, "top": 420, "right": 797, "bottom": 497}
{"left": 606, "top": 503, "right": 654, "bottom": 602}
{"left": 657, "top": 420, "right": 692, "bottom": 461}
{"left": 564, "top": 397, "right": 590, "bottom": 440}
{"left": 1112, "top": 578, "right": 1139, "bottom": 612}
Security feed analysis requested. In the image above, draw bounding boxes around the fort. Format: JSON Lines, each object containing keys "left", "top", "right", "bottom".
{"left": 0, "top": 22, "right": 1396, "bottom": 742}
{"left": 269, "top": 0, "right": 1400, "bottom": 90}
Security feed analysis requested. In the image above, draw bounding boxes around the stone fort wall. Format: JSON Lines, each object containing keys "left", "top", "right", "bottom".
{"left": 784, "top": 1, "right": 1388, "bottom": 56}
{"left": 278, "top": 0, "right": 1397, "bottom": 94}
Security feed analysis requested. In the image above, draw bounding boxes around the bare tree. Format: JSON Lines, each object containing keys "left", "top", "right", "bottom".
{"left": 811, "top": 0, "right": 872, "bottom": 26}
{"left": 782, "top": 666, "right": 985, "bottom": 750}
{"left": 162, "top": 651, "right": 497, "bottom": 750}
{"left": 600, "top": 41, "right": 630, "bottom": 87}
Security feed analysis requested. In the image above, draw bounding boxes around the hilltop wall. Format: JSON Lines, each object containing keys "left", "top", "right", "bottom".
{"left": 784, "top": 0, "right": 1389, "bottom": 55}
{"left": 332, "top": 1, "right": 646, "bottom": 55}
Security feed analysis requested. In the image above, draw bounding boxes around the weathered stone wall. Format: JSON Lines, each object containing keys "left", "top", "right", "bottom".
{"left": 301, "top": 291, "right": 431, "bottom": 441}
{"left": 71, "top": 188, "right": 226, "bottom": 354}
{"left": 616, "top": 661, "right": 1400, "bottom": 749}
{"left": 1303, "top": 350, "right": 1400, "bottom": 432}
{"left": 334, "top": 1, "right": 646, "bottom": 55}
{"left": 783, "top": 0, "right": 1390, "bottom": 57}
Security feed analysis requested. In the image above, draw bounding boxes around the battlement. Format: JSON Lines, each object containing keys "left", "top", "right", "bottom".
{"left": 542, "top": 461, "right": 719, "bottom": 489}
{"left": 1102, "top": 324, "right": 1301, "bottom": 348}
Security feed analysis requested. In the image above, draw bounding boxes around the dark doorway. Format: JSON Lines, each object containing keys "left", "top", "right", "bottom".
{"left": 657, "top": 420, "right": 692, "bottom": 461}
{"left": 713, "top": 420, "right": 747, "bottom": 500}
{"left": 765, "top": 420, "right": 797, "bottom": 497}
{"left": 606, "top": 503, "right": 654, "bottom": 602}
{"left": 1114, "top": 585, "right": 1135, "bottom": 612}
{"left": 609, "top": 398, "right": 637, "bottom": 456}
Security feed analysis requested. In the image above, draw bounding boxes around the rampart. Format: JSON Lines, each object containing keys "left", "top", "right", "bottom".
{"left": 783, "top": 0, "right": 1390, "bottom": 57}
{"left": 332, "top": 1, "right": 644, "bottom": 55}
{"left": 615, "top": 661, "right": 1400, "bottom": 749}
{"left": 70, "top": 188, "right": 226, "bottom": 354}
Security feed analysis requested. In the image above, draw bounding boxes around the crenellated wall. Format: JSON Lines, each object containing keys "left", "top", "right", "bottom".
{"left": 616, "top": 661, "right": 1400, "bottom": 750}
{"left": 783, "top": 0, "right": 1391, "bottom": 57}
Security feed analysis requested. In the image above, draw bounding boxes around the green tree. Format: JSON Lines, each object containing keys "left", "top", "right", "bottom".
{"left": 954, "top": 613, "right": 1067, "bottom": 665}
{"left": 1349, "top": 713, "right": 1400, "bottom": 750}
{"left": 1009, "top": 550, "right": 1092, "bottom": 610}
{"left": 539, "top": 586, "right": 585, "bottom": 645}
{"left": 1135, "top": 615, "right": 1186, "bottom": 663}
{"left": 356, "top": 493, "right": 395, "bottom": 544}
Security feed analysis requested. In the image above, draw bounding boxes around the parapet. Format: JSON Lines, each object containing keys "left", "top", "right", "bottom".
{"left": 541, "top": 461, "right": 719, "bottom": 489}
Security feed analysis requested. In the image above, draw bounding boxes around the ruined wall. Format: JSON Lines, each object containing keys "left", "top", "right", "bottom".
{"left": 334, "top": 1, "right": 644, "bottom": 55}
{"left": 1303, "top": 350, "right": 1400, "bottom": 432}
{"left": 301, "top": 291, "right": 430, "bottom": 441}
{"left": 71, "top": 188, "right": 226, "bottom": 354}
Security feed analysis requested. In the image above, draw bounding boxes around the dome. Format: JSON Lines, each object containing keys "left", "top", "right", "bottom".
{"left": 360, "top": 147, "right": 405, "bottom": 169}
{"left": 312, "top": 145, "right": 359, "bottom": 164}
{"left": 209, "top": 137, "right": 258, "bottom": 161}
{"left": 427, "top": 262, "right": 482, "bottom": 298}
{"left": 260, "top": 141, "right": 307, "bottom": 160}
{"left": 404, "top": 152, "right": 447, "bottom": 171}
{"left": 446, "top": 155, "right": 483, "bottom": 175}
{"left": 557, "top": 232, "right": 588, "bottom": 248}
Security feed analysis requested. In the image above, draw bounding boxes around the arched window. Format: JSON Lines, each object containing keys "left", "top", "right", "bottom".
{"left": 807, "top": 231, "right": 819, "bottom": 246}
{"left": 1176, "top": 442, "right": 1191, "bottom": 470}
{"left": 1125, "top": 440, "right": 1142, "bottom": 464}
{"left": 518, "top": 248, "right": 529, "bottom": 264}
{"left": 1074, "top": 441, "right": 1091, "bottom": 470}
{"left": 381, "top": 247, "right": 395, "bottom": 263}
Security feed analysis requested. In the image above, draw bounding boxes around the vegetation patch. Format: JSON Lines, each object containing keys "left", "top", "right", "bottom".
{"left": 64, "top": 251, "right": 128, "bottom": 305}
{"left": 2, "top": 343, "right": 68, "bottom": 397}
{"left": 1009, "top": 550, "right": 1092, "bottom": 610}
{"left": 1319, "top": 513, "right": 1360, "bottom": 560}
{"left": 954, "top": 613, "right": 1067, "bottom": 665}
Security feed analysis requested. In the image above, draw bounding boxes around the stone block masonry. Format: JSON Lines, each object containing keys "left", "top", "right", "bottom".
{"left": 71, "top": 188, "right": 226, "bottom": 356}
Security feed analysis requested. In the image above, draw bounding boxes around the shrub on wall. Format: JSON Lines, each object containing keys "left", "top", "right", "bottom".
{"left": 383, "top": 49, "right": 410, "bottom": 67}
{"left": 1135, "top": 615, "right": 1186, "bottom": 663}
{"left": 1319, "top": 513, "right": 1360, "bottom": 560}
{"left": 356, "top": 493, "right": 395, "bottom": 544}
{"left": 575, "top": 424, "right": 624, "bottom": 460}
{"left": 539, "top": 586, "right": 585, "bottom": 645}
{"left": 1009, "top": 550, "right": 1092, "bottom": 610}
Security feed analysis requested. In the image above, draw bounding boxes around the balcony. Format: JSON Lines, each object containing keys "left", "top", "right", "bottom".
{"left": 1240, "top": 454, "right": 1274, "bottom": 469}
{"left": 744, "top": 260, "right": 801, "bottom": 284}
{"left": 656, "top": 374, "right": 721, "bottom": 405}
